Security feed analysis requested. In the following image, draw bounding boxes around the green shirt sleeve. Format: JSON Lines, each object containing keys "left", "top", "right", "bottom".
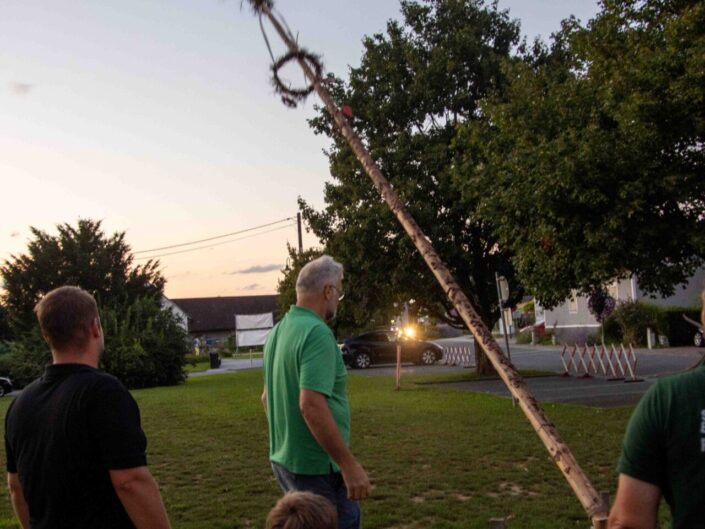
{"left": 299, "top": 323, "right": 338, "bottom": 397}
{"left": 617, "top": 382, "right": 667, "bottom": 487}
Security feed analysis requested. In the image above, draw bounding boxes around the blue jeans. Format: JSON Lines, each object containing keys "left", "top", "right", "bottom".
{"left": 271, "top": 462, "right": 361, "bottom": 529}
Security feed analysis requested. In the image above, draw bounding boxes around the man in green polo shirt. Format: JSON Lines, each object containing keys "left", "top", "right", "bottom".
{"left": 608, "top": 288, "right": 705, "bottom": 529}
{"left": 262, "top": 255, "right": 369, "bottom": 529}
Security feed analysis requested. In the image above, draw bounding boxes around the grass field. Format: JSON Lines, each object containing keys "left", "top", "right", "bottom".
{"left": 0, "top": 369, "right": 642, "bottom": 529}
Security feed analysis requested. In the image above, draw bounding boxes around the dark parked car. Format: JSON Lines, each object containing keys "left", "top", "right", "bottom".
{"left": 341, "top": 331, "right": 443, "bottom": 369}
{"left": 0, "top": 377, "right": 13, "bottom": 397}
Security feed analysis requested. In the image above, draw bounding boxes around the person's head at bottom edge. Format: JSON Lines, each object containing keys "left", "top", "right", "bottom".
{"left": 265, "top": 491, "right": 337, "bottom": 529}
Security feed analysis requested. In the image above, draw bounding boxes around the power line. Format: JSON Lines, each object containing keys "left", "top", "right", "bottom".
{"left": 133, "top": 217, "right": 294, "bottom": 254}
{"left": 134, "top": 222, "right": 296, "bottom": 261}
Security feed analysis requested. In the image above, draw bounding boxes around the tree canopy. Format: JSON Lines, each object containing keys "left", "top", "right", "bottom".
{"left": 0, "top": 219, "right": 187, "bottom": 388}
{"left": 1, "top": 219, "right": 163, "bottom": 333}
{"left": 300, "top": 0, "right": 525, "bottom": 339}
{"left": 455, "top": 0, "right": 705, "bottom": 308}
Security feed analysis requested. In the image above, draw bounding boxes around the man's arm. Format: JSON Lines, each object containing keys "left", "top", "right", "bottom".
{"left": 261, "top": 387, "right": 267, "bottom": 416}
{"left": 299, "top": 389, "right": 370, "bottom": 500}
{"left": 110, "top": 466, "right": 171, "bottom": 529}
{"left": 7, "top": 473, "right": 29, "bottom": 529}
{"left": 608, "top": 474, "right": 661, "bottom": 529}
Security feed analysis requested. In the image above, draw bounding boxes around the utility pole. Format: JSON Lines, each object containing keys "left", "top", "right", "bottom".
{"left": 297, "top": 212, "right": 303, "bottom": 254}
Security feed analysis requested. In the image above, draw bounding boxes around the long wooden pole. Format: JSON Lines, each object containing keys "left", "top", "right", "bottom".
{"left": 258, "top": 7, "right": 608, "bottom": 524}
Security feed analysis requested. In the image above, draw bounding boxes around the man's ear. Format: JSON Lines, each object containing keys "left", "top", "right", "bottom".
{"left": 89, "top": 318, "right": 102, "bottom": 338}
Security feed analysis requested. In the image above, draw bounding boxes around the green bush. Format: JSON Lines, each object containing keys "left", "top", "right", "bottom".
{"left": 663, "top": 307, "right": 702, "bottom": 346}
{"left": 100, "top": 298, "right": 189, "bottom": 389}
{"left": 514, "top": 328, "right": 553, "bottom": 345}
{"left": 538, "top": 330, "right": 554, "bottom": 345}
{"left": 610, "top": 301, "right": 665, "bottom": 346}
{"left": 184, "top": 354, "right": 212, "bottom": 366}
{"left": 219, "top": 335, "right": 238, "bottom": 356}
{"left": 516, "top": 331, "right": 532, "bottom": 344}
{"left": 0, "top": 334, "right": 50, "bottom": 389}
{"left": 0, "top": 298, "right": 189, "bottom": 390}
{"left": 601, "top": 315, "right": 623, "bottom": 344}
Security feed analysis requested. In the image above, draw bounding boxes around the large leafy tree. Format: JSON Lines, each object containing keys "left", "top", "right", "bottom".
{"left": 456, "top": 0, "right": 705, "bottom": 308}
{"left": 299, "top": 0, "right": 524, "bottom": 366}
{"left": 0, "top": 304, "right": 12, "bottom": 342}
{"left": 276, "top": 245, "right": 323, "bottom": 314}
{"left": 2, "top": 219, "right": 163, "bottom": 333}
{"left": 0, "top": 219, "right": 186, "bottom": 387}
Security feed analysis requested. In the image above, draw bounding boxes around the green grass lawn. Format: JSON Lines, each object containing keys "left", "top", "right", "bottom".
{"left": 0, "top": 370, "right": 640, "bottom": 529}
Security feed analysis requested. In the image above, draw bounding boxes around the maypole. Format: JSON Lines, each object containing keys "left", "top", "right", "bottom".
{"left": 246, "top": 1, "right": 608, "bottom": 525}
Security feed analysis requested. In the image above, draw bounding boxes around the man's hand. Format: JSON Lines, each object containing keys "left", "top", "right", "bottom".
{"left": 339, "top": 459, "right": 370, "bottom": 501}
{"left": 299, "top": 389, "right": 370, "bottom": 500}
{"left": 608, "top": 474, "right": 661, "bottom": 529}
{"left": 7, "top": 473, "right": 29, "bottom": 529}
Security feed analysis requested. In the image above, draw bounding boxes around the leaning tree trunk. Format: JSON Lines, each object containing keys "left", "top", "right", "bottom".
{"left": 254, "top": 6, "right": 608, "bottom": 526}
{"left": 475, "top": 337, "right": 498, "bottom": 376}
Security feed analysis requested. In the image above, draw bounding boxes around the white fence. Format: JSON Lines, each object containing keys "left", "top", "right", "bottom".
{"left": 560, "top": 344, "right": 641, "bottom": 382}
{"left": 440, "top": 345, "right": 475, "bottom": 368}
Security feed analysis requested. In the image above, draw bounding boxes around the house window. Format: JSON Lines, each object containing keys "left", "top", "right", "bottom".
{"left": 568, "top": 290, "right": 578, "bottom": 314}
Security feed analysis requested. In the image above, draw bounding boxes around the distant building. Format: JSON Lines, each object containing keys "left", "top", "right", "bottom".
{"left": 537, "top": 268, "right": 705, "bottom": 344}
{"left": 170, "top": 295, "right": 279, "bottom": 343}
{"left": 160, "top": 296, "right": 189, "bottom": 332}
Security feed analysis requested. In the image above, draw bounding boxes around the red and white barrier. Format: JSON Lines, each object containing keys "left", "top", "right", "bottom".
{"left": 560, "top": 344, "right": 641, "bottom": 382}
{"left": 441, "top": 346, "right": 475, "bottom": 369}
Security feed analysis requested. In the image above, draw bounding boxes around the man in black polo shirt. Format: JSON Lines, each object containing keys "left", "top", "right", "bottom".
{"left": 4, "top": 286, "right": 172, "bottom": 529}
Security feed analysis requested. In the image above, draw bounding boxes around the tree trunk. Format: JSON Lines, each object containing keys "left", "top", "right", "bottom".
{"left": 475, "top": 338, "right": 498, "bottom": 376}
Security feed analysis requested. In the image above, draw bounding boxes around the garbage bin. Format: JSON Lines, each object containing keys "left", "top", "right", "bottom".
{"left": 209, "top": 352, "right": 221, "bottom": 369}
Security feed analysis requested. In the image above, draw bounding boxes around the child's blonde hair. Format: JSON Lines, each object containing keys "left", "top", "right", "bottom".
{"left": 265, "top": 491, "right": 337, "bottom": 529}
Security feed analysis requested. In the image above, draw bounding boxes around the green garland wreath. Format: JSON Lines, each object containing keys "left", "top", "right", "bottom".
{"left": 271, "top": 50, "right": 323, "bottom": 108}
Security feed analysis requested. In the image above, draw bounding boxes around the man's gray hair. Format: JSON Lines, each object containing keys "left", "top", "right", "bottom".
{"left": 296, "top": 255, "right": 343, "bottom": 295}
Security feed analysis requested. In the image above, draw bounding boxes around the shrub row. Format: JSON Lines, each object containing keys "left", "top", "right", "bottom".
{"left": 602, "top": 301, "right": 701, "bottom": 347}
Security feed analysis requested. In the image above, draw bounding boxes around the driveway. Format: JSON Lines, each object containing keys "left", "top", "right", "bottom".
{"left": 188, "top": 357, "right": 263, "bottom": 377}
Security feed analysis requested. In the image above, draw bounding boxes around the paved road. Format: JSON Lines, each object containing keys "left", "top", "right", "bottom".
{"left": 187, "top": 337, "right": 705, "bottom": 407}
{"left": 352, "top": 338, "right": 705, "bottom": 407}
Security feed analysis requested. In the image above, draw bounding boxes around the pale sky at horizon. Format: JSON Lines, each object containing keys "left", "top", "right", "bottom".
{"left": 1, "top": 0, "right": 599, "bottom": 299}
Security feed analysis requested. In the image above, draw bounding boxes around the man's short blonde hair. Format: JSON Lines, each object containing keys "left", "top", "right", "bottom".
{"left": 295, "top": 255, "right": 343, "bottom": 296}
{"left": 265, "top": 491, "right": 337, "bottom": 529}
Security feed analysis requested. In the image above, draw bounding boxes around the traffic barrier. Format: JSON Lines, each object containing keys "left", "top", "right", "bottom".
{"left": 560, "top": 344, "right": 641, "bottom": 382}
{"left": 622, "top": 345, "right": 643, "bottom": 383}
{"left": 441, "top": 346, "right": 475, "bottom": 368}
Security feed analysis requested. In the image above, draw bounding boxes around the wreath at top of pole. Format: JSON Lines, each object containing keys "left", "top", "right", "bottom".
{"left": 271, "top": 50, "right": 323, "bottom": 108}
{"left": 245, "top": 0, "right": 323, "bottom": 108}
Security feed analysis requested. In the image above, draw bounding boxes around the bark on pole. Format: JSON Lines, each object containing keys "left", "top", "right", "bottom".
{"left": 258, "top": 6, "right": 608, "bottom": 524}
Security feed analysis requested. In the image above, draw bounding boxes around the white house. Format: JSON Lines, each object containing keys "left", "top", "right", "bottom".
{"left": 160, "top": 296, "right": 189, "bottom": 332}
{"left": 537, "top": 268, "right": 705, "bottom": 344}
